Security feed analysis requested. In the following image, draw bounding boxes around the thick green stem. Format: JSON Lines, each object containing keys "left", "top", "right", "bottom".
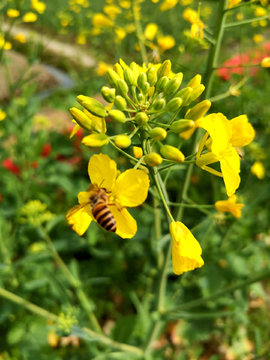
{"left": 132, "top": 0, "right": 148, "bottom": 66}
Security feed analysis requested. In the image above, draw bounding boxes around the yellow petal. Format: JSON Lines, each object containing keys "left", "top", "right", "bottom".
{"left": 84, "top": 110, "right": 107, "bottom": 133}
{"left": 215, "top": 196, "right": 244, "bottom": 218}
{"left": 251, "top": 161, "right": 265, "bottom": 179}
{"left": 70, "top": 123, "right": 81, "bottom": 138}
{"left": 66, "top": 206, "right": 92, "bottom": 236}
{"left": 113, "top": 169, "right": 150, "bottom": 207}
{"left": 88, "top": 154, "right": 117, "bottom": 192}
{"left": 170, "top": 222, "right": 204, "bottom": 275}
{"left": 109, "top": 206, "right": 137, "bottom": 239}
{"left": 197, "top": 113, "right": 231, "bottom": 155}
{"left": 230, "top": 115, "right": 255, "bottom": 148}
{"left": 220, "top": 147, "right": 241, "bottom": 196}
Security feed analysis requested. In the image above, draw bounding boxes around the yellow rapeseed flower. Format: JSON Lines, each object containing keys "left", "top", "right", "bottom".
{"left": 0, "top": 109, "right": 7, "bottom": 121}
{"left": 14, "top": 34, "right": 26, "bottom": 43}
{"left": 92, "top": 13, "right": 114, "bottom": 27}
{"left": 228, "top": 0, "right": 241, "bottom": 8}
{"left": 180, "top": 0, "right": 194, "bottom": 5}
{"left": 31, "top": 0, "right": 46, "bottom": 14}
{"left": 67, "top": 154, "right": 150, "bottom": 238}
{"left": 0, "top": 36, "right": 12, "bottom": 50}
{"left": 251, "top": 161, "right": 265, "bottom": 179}
{"left": 183, "top": 8, "right": 205, "bottom": 38}
{"left": 157, "top": 35, "right": 175, "bottom": 51}
{"left": 114, "top": 27, "right": 127, "bottom": 42}
{"left": 96, "top": 61, "right": 113, "bottom": 76}
{"left": 261, "top": 57, "right": 270, "bottom": 67}
{"left": 170, "top": 222, "right": 204, "bottom": 275}
{"left": 103, "top": 5, "right": 121, "bottom": 19}
{"left": 144, "top": 23, "right": 158, "bottom": 40}
{"left": 23, "top": 12, "right": 37, "bottom": 22}
{"left": 7, "top": 9, "right": 20, "bottom": 18}
{"left": 159, "top": 0, "right": 178, "bottom": 12}
{"left": 215, "top": 195, "right": 244, "bottom": 218}
{"left": 253, "top": 34, "right": 264, "bottom": 43}
{"left": 76, "top": 34, "right": 86, "bottom": 45}
{"left": 118, "top": 0, "right": 131, "bottom": 9}
{"left": 255, "top": 6, "right": 268, "bottom": 16}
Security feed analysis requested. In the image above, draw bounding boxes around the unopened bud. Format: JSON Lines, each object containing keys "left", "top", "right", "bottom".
{"left": 175, "top": 87, "right": 192, "bottom": 106}
{"left": 108, "top": 109, "right": 126, "bottom": 123}
{"left": 101, "top": 86, "right": 115, "bottom": 103}
{"left": 69, "top": 107, "right": 96, "bottom": 132}
{"left": 144, "top": 153, "right": 163, "bottom": 167}
{"left": 160, "top": 145, "right": 185, "bottom": 163}
{"left": 150, "top": 127, "right": 167, "bottom": 140}
{"left": 146, "top": 66, "right": 157, "bottom": 86}
{"left": 133, "top": 146, "right": 143, "bottom": 158}
{"left": 173, "top": 72, "right": 183, "bottom": 86}
{"left": 170, "top": 119, "right": 195, "bottom": 134}
{"left": 135, "top": 112, "right": 148, "bottom": 125}
{"left": 116, "top": 79, "right": 129, "bottom": 96}
{"left": 77, "top": 96, "right": 107, "bottom": 118}
{"left": 130, "top": 62, "right": 139, "bottom": 83}
{"left": 165, "top": 97, "right": 183, "bottom": 112}
{"left": 152, "top": 98, "right": 166, "bottom": 110}
{"left": 157, "top": 60, "right": 171, "bottom": 80}
{"left": 82, "top": 133, "right": 108, "bottom": 148}
{"left": 124, "top": 67, "right": 136, "bottom": 87}
{"left": 137, "top": 93, "right": 144, "bottom": 102}
{"left": 186, "top": 74, "right": 201, "bottom": 88}
{"left": 156, "top": 76, "right": 169, "bottom": 93}
{"left": 141, "top": 82, "right": 150, "bottom": 95}
{"left": 115, "top": 135, "right": 131, "bottom": 148}
{"left": 137, "top": 73, "right": 147, "bottom": 90}
{"left": 185, "top": 100, "right": 211, "bottom": 121}
{"left": 164, "top": 77, "right": 180, "bottom": 96}
{"left": 187, "top": 84, "right": 205, "bottom": 104}
{"left": 113, "top": 63, "right": 124, "bottom": 79}
{"left": 114, "top": 95, "right": 127, "bottom": 111}
{"left": 148, "top": 86, "right": 155, "bottom": 98}
{"left": 107, "top": 68, "right": 121, "bottom": 88}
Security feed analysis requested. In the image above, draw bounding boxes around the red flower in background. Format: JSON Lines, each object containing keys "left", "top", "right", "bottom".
{"left": 41, "top": 143, "right": 52, "bottom": 157}
{"left": 2, "top": 158, "right": 21, "bottom": 175}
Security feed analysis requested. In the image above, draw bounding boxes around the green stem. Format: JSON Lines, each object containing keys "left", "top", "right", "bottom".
{"left": 0, "top": 287, "right": 143, "bottom": 356}
{"left": 132, "top": 0, "right": 148, "bottom": 66}
{"left": 41, "top": 227, "right": 102, "bottom": 334}
{"left": 225, "top": 14, "right": 270, "bottom": 27}
{"left": 109, "top": 139, "right": 138, "bottom": 162}
{"left": 224, "top": 0, "right": 259, "bottom": 11}
{"left": 169, "top": 202, "right": 214, "bottom": 208}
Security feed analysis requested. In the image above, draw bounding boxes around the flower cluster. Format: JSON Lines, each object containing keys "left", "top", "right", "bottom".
{"left": 67, "top": 59, "right": 255, "bottom": 275}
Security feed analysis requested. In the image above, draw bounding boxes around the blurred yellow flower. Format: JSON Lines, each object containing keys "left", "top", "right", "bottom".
{"left": 31, "top": 0, "right": 46, "bottom": 14}
{"left": 255, "top": 6, "right": 267, "bottom": 16}
{"left": 133, "top": 146, "right": 143, "bottom": 159}
{"left": 91, "top": 27, "right": 101, "bottom": 35}
{"left": 92, "top": 13, "right": 114, "bottom": 27}
{"left": 151, "top": 0, "right": 159, "bottom": 3}
{"left": 253, "top": 34, "right": 264, "bottom": 43}
{"left": 157, "top": 35, "right": 175, "bottom": 51}
{"left": 170, "top": 222, "right": 204, "bottom": 275}
{"left": 61, "top": 19, "right": 69, "bottom": 27}
{"left": 180, "top": 0, "right": 194, "bottom": 5}
{"left": 118, "top": 0, "right": 131, "bottom": 8}
{"left": 228, "top": 0, "right": 241, "bottom": 8}
{"left": 144, "top": 23, "right": 158, "bottom": 40}
{"left": 0, "top": 109, "right": 7, "bottom": 121}
{"left": 7, "top": 9, "right": 20, "bottom": 18}
{"left": 14, "top": 34, "right": 26, "bottom": 43}
{"left": 104, "top": 5, "right": 121, "bottom": 19}
{"left": 251, "top": 161, "right": 265, "bottom": 179}
{"left": 114, "top": 27, "right": 127, "bottom": 41}
{"left": 261, "top": 57, "right": 270, "bottom": 67}
{"left": 236, "top": 12, "right": 244, "bottom": 21}
{"left": 96, "top": 61, "right": 113, "bottom": 76}
{"left": 159, "top": 0, "right": 177, "bottom": 11}
{"left": 23, "top": 12, "right": 37, "bottom": 22}
{"left": 125, "top": 23, "right": 136, "bottom": 33}
{"left": 0, "top": 36, "right": 12, "bottom": 50}
{"left": 259, "top": 19, "right": 267, "bottom": 27}
{"left": 67, "top": 154, "right": 150, "bottom": 238}
{"left": 76, "top": 34, "right": 86, "bottom": 44}
{"left": 183, "top": 8, "right": 205, "bottom": 38}
{"left": 215, "top": 195, "right": 244, "bottom": 218}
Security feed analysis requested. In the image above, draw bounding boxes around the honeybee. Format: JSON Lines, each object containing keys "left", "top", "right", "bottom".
{"left": 67, "top": 184, "right": 117, "bottom": 233}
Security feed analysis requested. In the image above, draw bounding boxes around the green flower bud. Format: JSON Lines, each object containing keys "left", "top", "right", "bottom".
{"left": 69, "top": 107, "right": 96, "bottom": 132}
{"left": 173, "top": 72, "right": 183, "bottom": 86}
{"left": 114, "top": 95, "right": 127, "bottom": 111}
{"left": 101, "top": 86, "right": 115, "bottom": 103}
{"left": 77, "top": 96, "right": 107, "bottom": 118}
{"left": 185, "top": 100, "right": 211, "bottom": 121}
{"left": 146, "top": 66, "right": 157, "bottom": 86}
{"left": 164, "top": 77, "right": 180, "bottom": 96}
{"left": 115, "top": 135, "right": 131, "bottom": 148}
{"left": 141, "top": 82, "right": 150, "bottom": 95}
{"left": 170, "top": 119, "right": 195, "bottom": 134}
{"left": 113, "top": 63, "right": 124, "bottom": 79}
{"left": 187, "top": 85, "right": 205, "bottom": 104}
{"left": 186, "top": 74, "right": 201, "bottom": 88}
{"left": 157, "top": 60, "right": 171, "bottom": 80}
{"left": 152, "top": 98, "right": 166, "bottom": 110}
{"left": 124, "top": 67, "right": 136, "bottom": 87}
{"left": 130, "top": 62, "right": 139, "bottom": 83}
{"left": 144, "top": 153, "right": 163, "bottom": 167}
{"left": 107, "top": 68, "right": 120, "bottom": 88}
{"left": 156, "top": 76, "right": 169, "bottom": 93}
{"left": 108, "top": 109, "right": 126, "bottom": 123}
{"left": 135, "top": 112, "right": 148, "bottom": 125}
{"left": 174, "top": 87, "right": 192, "bottom": 106}
{"left": 150, "top": 127, "right": 167, "bottom": 140}
{"left": 137, "top": 93, "right": 144, "bottom": 102}
{"left": 165, "top": 97, "right": 183, "bottom": 112}
{"left": 160, "top": 145, "right": 185, "bottom": 163}
{"left": 82, "top": 133, "right": 108, "bottom": 148}
{"left": 116, "top": 79, "right": 129, "bottom": 96}
{"left": 137, "top": 72, "right": 147, "bottom": 90}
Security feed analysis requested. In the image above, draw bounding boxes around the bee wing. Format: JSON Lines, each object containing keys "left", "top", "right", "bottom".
{"left": 66, "top": 202, "right": 89, "bottom": 218}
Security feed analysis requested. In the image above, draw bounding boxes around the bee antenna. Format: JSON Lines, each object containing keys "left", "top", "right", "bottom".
{"left": 99, "top": 179, "right": 105, "bottom": 187}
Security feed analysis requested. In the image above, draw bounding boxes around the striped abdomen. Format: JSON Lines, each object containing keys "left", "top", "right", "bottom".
{"left": 91, "top": 197, "right": 116, "bottom": 232}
